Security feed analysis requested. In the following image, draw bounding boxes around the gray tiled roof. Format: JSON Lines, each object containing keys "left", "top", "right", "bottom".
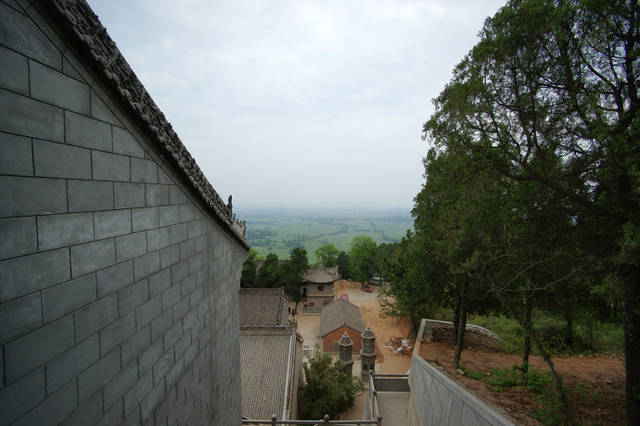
{"left": 240, "top": 327, "right": 297, "bottom": 420}
{"left": 239, "top": 288, "right": 288, "bottom": 326}
{"left": 303, "top": 265, "right": 340, "bottom": 284}
{"left": 320, "top": 299, "right": 365, "bottom": 336}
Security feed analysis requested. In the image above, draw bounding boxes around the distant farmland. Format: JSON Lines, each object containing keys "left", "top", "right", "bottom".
{"left": 238, "top": 207, "right": 413, "bottom": 260}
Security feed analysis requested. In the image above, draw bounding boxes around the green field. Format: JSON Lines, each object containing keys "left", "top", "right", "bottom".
{"left": 238, "top": 207, "right": 413, "bottom": 261}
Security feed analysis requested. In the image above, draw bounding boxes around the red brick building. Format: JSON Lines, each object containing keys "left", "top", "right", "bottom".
{"left": 320, "top": 299, "right": 365, "bottom": 353}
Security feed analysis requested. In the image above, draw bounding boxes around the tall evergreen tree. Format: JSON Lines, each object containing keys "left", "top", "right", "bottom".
{"left": 240, "top": 249, "right": 258, "bottom": 288}
{"left": 257, "top": 253, "right": 280, "bottom": 288}
{"left": 423, "top": 1, "right": 639, "bottom": 420}
{"left": 336, "top": 251, "right": 351, "bottom": 280}
{"left": 281, "top": 247, "right": 309, "bottom": 302}
{"left": 349, "top": 236, "right": 377, "bottom": 283}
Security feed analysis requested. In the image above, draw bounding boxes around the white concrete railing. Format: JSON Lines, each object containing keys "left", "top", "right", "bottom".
{"left": 421, "top": 319, "right": 505, "bottom": 344}
{"left": 409, "top": 319, "right": 513, "bottom": 426}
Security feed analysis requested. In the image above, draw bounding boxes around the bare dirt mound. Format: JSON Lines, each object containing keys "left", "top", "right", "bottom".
{"left": 333, "top": 280, "right": 361, "bottom": 295}
{"left": 358, "top": 296, "right": 411, "bottom": 373}
{"left": 420, "top": 342, "right": 625, "bottom": 425}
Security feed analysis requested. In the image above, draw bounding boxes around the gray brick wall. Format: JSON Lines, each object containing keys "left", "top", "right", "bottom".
{"left": 0, "top": 2, "right": 247, "bottom": 425}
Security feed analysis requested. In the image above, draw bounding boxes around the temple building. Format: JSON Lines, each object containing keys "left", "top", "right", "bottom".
{"left": 301, "top": 264, "right": 340, "bottom": 312}
{"left": 320, "top": 298, "right": 365, "bottom": 353}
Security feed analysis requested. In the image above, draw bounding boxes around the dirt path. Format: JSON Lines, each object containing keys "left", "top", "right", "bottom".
{"left": 333, "top": 280, "right": 412, "bottom": 374}
{"left": 334, "top": 280, "right": 412, "bottom": 421}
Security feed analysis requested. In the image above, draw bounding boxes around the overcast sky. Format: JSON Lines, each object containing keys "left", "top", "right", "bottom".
{"left": 87, "top": 0, "right": 505, "bottom": 211}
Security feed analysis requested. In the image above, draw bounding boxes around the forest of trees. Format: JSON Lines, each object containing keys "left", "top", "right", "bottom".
{"left": 240, "top": 238, "right": 396, "bottom": 302}
{"left": 378, "top": 0, "right": 638, "bottom": 423}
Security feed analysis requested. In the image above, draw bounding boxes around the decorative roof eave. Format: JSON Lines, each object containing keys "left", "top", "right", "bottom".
{"left": 43, "top": 0, "right": 249, "bottom": 249}
{"left": 303, "top": 265, "right": 340, "bottom": 284}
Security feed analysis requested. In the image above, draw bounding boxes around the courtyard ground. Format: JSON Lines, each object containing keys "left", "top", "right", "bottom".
{"left": 294, "top": 280, "right": 413, "bottom": 375}
{"left": 332, "top": 280, "right": 413, "bottom": 375}
{"left": 293, "top": 280, "right": 412, "bottom": 422}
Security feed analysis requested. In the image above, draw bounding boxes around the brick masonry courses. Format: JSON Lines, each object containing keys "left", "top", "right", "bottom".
{"left": 0, "top": 2, "right": 248, "bottom": 425}
{"left": 322, "top": 326, "right": 362, "bottom": 353}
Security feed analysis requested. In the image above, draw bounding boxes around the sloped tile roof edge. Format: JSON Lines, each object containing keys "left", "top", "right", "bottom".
{"left": 320, "top": 298, "right": 365, "bottom": 336}
{"left": 42, "top": 0, "right": 249, "bottom": 249}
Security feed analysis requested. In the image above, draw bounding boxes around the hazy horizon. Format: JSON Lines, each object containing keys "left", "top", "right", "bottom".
{"left": 236, "top": 204, "right": 413, "bottom": 213}
{"left": 88, "top": 0, "right": 505, "bottom": 210}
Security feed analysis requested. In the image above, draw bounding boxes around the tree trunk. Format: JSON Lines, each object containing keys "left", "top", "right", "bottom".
{"left": 541, "top": 351, "right": 572, "bottom": 425}
{"left": 533, "top": 333, "right": 572, "bottom": 424}
{"left": 452, "top": 284, "right": 461, "bottom": 346}
{"left": 623, "top": 264, "right": 640, "bottom": 426}
{"left": 408, "top": 308, "right": 419, "bottom": 336}
{"left": 522, "top": 291, "right": 533, "bottom": 381}
{"left": 453, "top": 280, "right": 467, "bottom": 370}
{"left": 564, "top": 308, "right": 574, "bottom": 351}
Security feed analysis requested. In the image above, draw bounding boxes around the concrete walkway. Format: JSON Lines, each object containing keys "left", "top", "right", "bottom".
{"left": 295, "top": 312, "right": 322, "bottom": 350}
{"left": 376, "top": 391, "right": 410, "bottom": 426}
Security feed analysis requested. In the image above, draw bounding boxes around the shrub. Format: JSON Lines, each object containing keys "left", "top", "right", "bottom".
{"left": 300, "top": 353, "right": 363, "bottom": 419}
{"left": 460, "top": 365, "right": 484, "bottom": 380}
{"left": 487, "top": 366, "right": 522, "bottom": 392}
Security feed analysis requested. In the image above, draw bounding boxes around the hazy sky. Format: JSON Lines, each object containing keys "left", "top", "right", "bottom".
{"left": 87, "top": 0, "right": 505, "bottom": 210}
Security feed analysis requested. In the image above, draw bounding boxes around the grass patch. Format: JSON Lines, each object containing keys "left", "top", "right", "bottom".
{"left": 485, "top": 366, "right": 565, "bottom": 425}
{"left": 575, "top": 319, "right": 624, "bottom": 354}
{"left": 460, "top": 365, "right": 484, "bottom": 380}
{"left": 468, "top": 314, "right": 523, "bottom": 353}
{"left": 466, "top": 312, "right": 623, "bottom": 356}
{"left": 486, "top": 366, "right": 522, "bottom": 392}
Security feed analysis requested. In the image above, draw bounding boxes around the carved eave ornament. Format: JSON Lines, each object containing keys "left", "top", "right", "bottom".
{"left": 43, "top": 0, "right": 249, "bottom": 248}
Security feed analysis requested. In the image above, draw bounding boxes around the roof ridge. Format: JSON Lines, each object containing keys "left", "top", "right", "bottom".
{"left": 44, "top": 0, "right": 248, "bottom": 248}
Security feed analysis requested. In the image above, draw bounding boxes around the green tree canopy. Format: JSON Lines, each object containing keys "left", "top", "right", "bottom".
{"left": 315, "top": 243, "right": 340, "bottom": 267}
{"left": 349, "top": 236, "right": 377, "bottom": 283}
{"left": 374, "top": 242, "right": 398, "bottom": 281}
{"left": 300, "top": 352, "right": 363, "bottom": 420}
{"left": 240, "top": 249, "right": 258, "bottom": 288}
{"left": 257, "top": 253, "right": 280, "bottom": 288}
{"left": 280, "top": 247, "right": 309, "bottom": 302}
{"left": 378, "top": 231, "right": 442, "bottom": 333}
{"left": 422, "top": 0, "right": 639, "bottom": 420}
{"left": 336, "top": 251, "right": 350, "bottom": 280}
{"left": 289, "top": 247, "right": 309, "bottom": 275}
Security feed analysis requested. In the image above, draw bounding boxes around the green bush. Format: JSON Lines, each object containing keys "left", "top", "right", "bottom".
{"left": 460, "top": 365, "right": 484, "bottom": 380}
{"left": 487, "top": 366, "right": 522, "bottom": 392}
{"left": 525, "top": 368, "right": 552, "bottom": 395}
{"left": 300, "top": 353, "right": 363, "bottom": 419}
{"left": 535, "top": 322, "right": 571, "bottom": 353}
{"left": 467, "top": 314, "right": 523, "bottom": 353}
{"left": 532, "top": 392, "right": 564, "bottom": 426}
{"left": 466, "top": 312, "right": 624, "bottom": 356}
{"left": 485, "top": 366, "right": 565, "bottom": 425}
{"left": 575, "top": 320, "right": 624, "bottom": 353}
